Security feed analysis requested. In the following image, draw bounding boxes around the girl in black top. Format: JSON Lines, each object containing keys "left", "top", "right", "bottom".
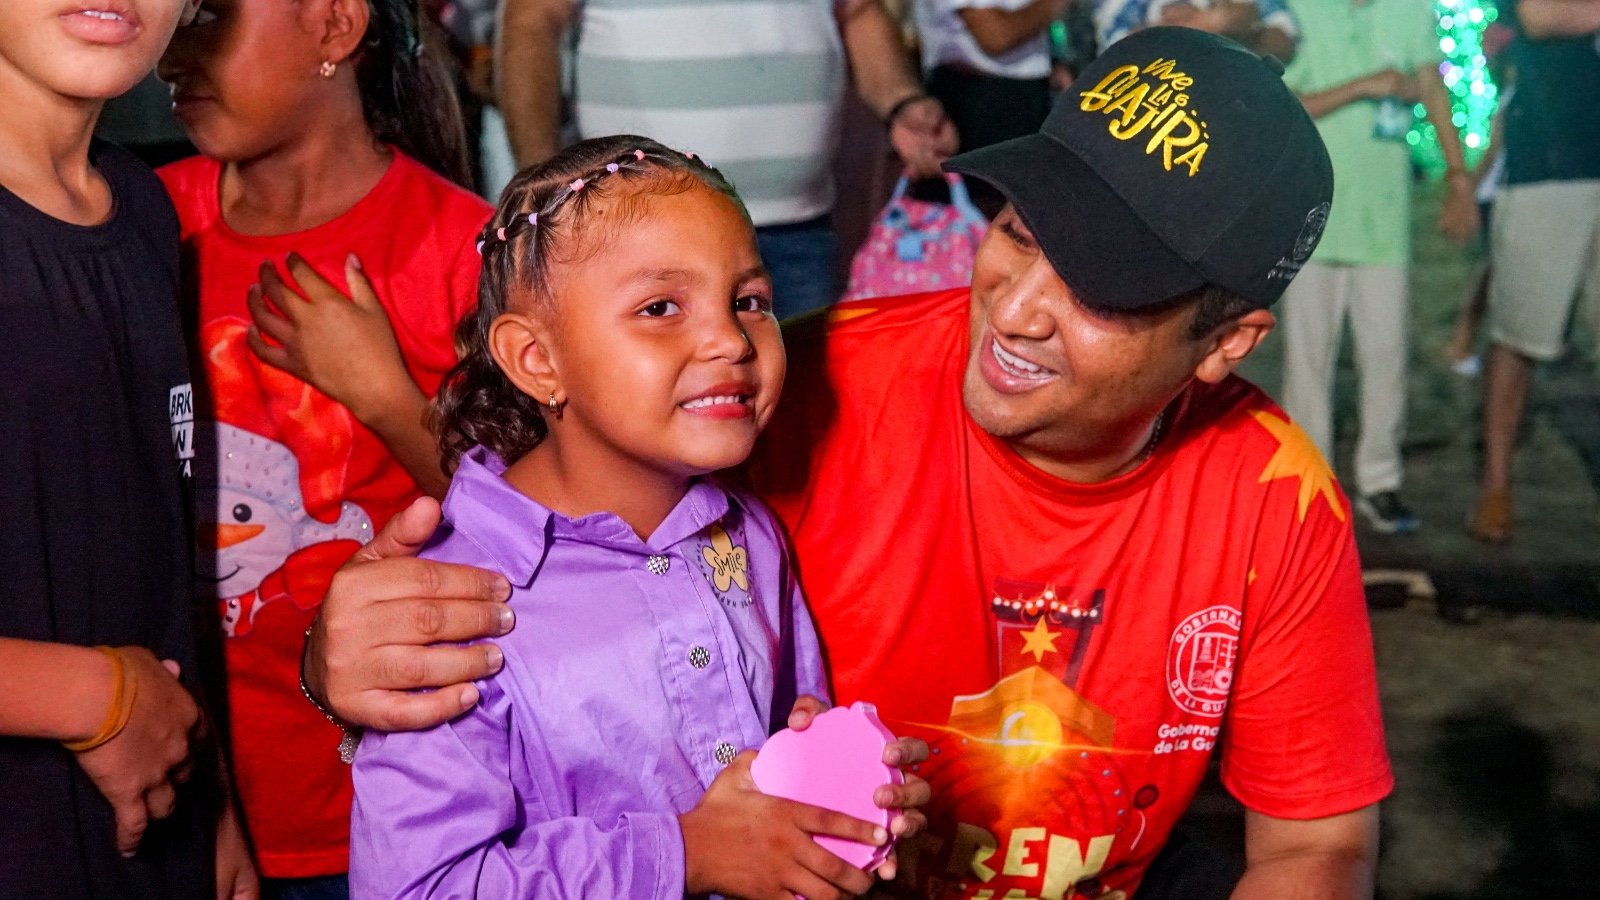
{"left": 0, "top": 1, "right": 254, "bottom": 897}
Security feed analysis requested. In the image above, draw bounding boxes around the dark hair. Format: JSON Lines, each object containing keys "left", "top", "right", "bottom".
{"left": 1185, "top": 285, "right": 1258, "bottom": 340}
{"left": 356, "top": 1, "right": 472, "bottom": 187}
{"left": 431, "top": 135, "right": 748, "bottom": 472}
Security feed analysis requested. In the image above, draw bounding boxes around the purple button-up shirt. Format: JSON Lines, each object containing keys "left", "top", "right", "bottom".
{"left": 349, "top": 447, "right": 827, "bottom": 898}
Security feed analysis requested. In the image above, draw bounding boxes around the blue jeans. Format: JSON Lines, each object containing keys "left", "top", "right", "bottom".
{"left": 263, "top": 874, "right": 349, "bottom": 900}
{"left": 756, "top": 215, "right": 839, "bottom": 321}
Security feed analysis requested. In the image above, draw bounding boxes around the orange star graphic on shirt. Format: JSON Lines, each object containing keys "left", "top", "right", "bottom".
{"left": 1251, "top": 410, "right": 1346, "bottom": 523}
{"left": 1018, "top": 617, "right": 1061, "bottom": 663}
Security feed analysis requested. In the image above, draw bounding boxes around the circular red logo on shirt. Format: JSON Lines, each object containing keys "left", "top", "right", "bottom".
{"left": 1166, "top": 605, "right": 1241, "bottom": 717}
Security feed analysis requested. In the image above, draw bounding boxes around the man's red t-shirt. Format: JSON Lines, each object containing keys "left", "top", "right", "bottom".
{"left": 751, "top": 289, "right": 1393, "bottom": 899}
{"left": 160, "top": 153, "right": 491, "bottom": 877}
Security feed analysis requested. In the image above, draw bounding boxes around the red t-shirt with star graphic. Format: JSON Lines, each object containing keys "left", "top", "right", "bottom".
{"left": 160, "top": 153, "right": 490, "bottom": 878}
{"left": 750, "top": 289, "right": 1392, "bottom": 899}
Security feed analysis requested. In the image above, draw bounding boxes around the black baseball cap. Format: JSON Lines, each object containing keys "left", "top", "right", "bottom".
{"left": 944, "top": 26, "right": 1333, "bottom": 310}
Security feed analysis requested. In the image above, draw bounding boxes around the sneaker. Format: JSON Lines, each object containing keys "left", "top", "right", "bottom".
{"left": 1356, "top": 492, "right": 1420, "bottom": 534}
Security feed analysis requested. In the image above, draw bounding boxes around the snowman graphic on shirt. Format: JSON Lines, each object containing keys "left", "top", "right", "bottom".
{"left": 198, "top": 425, "right": 372, "bottom": 637}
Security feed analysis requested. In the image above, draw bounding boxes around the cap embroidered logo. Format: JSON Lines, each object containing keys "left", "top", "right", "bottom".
{"left": 1078, "top": 59, "right": 1210, "bottom": 177}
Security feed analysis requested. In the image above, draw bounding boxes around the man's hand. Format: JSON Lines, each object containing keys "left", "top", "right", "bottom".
{"left": 1437, "top": 174, "right": 1482, "bottom": 246}
{"left": 305, "top": 497, "right": 513, "bottom": 731}
{"left": 889, "top": 96, "right": 959, "bottom": 179}
{"left": 680, "top": 748, "right": 886, "bottom": 899}
{"left": 1299, "top": 67, "right": 1420, "bottom": 119}
{"left": 73, "top": 650, "right": 202, "bottom": 856}
{"left": 1362, "top": 68, "right": 1421, "bottom": 103}
{"left": 840, "top": 0, "right": 959, "bottom": 178}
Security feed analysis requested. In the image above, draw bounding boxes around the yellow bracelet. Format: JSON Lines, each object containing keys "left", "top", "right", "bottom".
{"left": 63, "top": 647, "right": 137, "bottom": 753}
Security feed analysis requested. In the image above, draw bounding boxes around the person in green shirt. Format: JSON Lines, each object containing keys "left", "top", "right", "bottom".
{"left": 1280, "top": 0, "right": 1478, "bottom": 533}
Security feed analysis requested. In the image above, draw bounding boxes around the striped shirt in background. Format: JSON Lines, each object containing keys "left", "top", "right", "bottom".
{"left": 572, "top": 0, "right": 851, "bottom": 227}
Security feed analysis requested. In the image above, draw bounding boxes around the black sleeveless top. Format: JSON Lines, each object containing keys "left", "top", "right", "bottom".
{"left": 0, "top": 141, "right": 212, "bottom": 898}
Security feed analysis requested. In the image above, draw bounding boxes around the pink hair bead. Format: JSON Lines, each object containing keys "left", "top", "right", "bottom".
{"left": 527, "top": 212, "right": 538, "bottom": 226}
{"left": 475, "top": 240, "right": 484, "bottom": 255}
{"left": 606, "top": 163, "right": 619, "bottom": 173}
{"left": 570, "top": 178, "right": 585, "bottom": 191}
{"left": 496, "top": 227, "right": 507, "bottom": 241}
{"left": 634, "top": 149, "right": 645, "bottom": 160}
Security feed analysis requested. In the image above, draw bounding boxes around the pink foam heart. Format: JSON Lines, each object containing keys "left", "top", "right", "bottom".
{"left": 750, "top": 701, "right": 903, "bottom": 871}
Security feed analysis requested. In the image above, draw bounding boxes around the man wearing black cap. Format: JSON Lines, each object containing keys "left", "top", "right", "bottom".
{"left": 304, "top": 27, "right": 1390, "bottom": 899}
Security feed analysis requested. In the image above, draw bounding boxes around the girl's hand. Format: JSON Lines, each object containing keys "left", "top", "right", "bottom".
{"left": 73, "top": 650, "right": 203, "bottom": 856}
{"left": 214, "top": 796, "right": 261, "bottom": 900}
{"left": 787, "top": 696, "right": 934, "bottom": 882}
{"left": 680, "top": 750, "right": 884, "bottom": 899}
{"left": 247, "top": 253, "right": 423, "bottom": 427}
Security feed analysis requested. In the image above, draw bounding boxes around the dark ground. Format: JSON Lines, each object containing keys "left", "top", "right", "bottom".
{"left": 1177, "top": 183, "right": 1600, "bottom": 899}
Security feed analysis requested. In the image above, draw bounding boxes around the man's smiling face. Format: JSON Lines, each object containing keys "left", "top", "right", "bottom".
{"left": 962, "top": 204, "right": 1217, "bottom": 476}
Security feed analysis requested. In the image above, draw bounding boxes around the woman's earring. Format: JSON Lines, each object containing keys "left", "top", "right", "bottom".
{"left": 548, "top": 393, "right": 559, "bottom": 414}
{"left": 320, "top": 60, "right": 337, "bottom": 78}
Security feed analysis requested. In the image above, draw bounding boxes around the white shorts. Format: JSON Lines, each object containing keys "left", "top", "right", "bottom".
{"left": 1487, "top": 179, "right": 1600, "bottom": 361}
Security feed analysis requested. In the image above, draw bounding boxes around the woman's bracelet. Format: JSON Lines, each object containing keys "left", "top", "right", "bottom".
{"left": 63, "top": 646, "right": 137, "bottom": 753}
{"left": 885, "top": 92, "right": 932, "bottom": 127}
{"left": 300, "top": 626, "right": 363, "bottom": 765}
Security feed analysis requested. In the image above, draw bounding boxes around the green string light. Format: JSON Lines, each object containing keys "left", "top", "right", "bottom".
{"left": 1410, "top": 0, "right": 1500, "bottom": 172}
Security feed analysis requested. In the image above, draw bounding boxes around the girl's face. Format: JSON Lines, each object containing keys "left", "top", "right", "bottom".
{"left": 534, "top": 181, "right": 785, "bottom": 481}
{"left": 0, "top": 0, "right": 187, "bottom": 102}
{"left": 157, "top": 0, "right": 333, "bottom": 161}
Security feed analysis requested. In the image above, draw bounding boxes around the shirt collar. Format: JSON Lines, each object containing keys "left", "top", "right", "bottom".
{"left": 441, "top": 446, "right": 735, "bottom": 586}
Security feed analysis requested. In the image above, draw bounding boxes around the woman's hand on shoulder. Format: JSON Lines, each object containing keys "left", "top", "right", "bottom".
{"left": 246, "top": 252, "right": 422, "bottom": 427}
{"left": 305, "top": 497, "right": 515, "bottom": 732}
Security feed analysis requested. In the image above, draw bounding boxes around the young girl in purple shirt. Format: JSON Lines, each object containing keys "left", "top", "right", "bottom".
{"left": 349, "top": 136, "right": 926, "bottom": 898}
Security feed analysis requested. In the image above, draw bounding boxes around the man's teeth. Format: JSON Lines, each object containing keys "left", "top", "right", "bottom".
{"left": 682, "top": 394, "right": 746, "bottom": 409}
{"left": 992, "top": 340, "right": 1049, "bottom": 378}
{"left": 81, "top": 10, "right": 126, "bottom": 19}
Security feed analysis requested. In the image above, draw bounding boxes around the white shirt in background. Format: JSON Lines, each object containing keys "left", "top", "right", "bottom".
{"left": 913, "top": 0, "right": 1054, "bottom": 79}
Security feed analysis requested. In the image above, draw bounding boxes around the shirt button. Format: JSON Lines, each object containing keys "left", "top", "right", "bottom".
{"left": 646, "top": 554, "right": 670, "bottom": 576}
{"left": 714, "top": 741, "right": 737, "bottom": 766}
{"left": 688, "top": 646, "right": 711, "bottom": 669}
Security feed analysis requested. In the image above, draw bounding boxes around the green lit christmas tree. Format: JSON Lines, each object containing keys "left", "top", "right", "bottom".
{"left": 1410, "top": 0, "right": 1501, "bottom": 172}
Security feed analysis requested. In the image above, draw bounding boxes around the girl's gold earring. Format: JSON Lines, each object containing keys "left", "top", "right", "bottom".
{"left": 548, "top": 393, "right": 559, "bottom": 414}
{"left": 319, "top": 60, "right": 337, "bottom": 78}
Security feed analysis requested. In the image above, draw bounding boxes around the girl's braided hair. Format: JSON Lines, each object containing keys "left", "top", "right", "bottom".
{"left": 431, "top": 135, "right": 747, "bottom": 473}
